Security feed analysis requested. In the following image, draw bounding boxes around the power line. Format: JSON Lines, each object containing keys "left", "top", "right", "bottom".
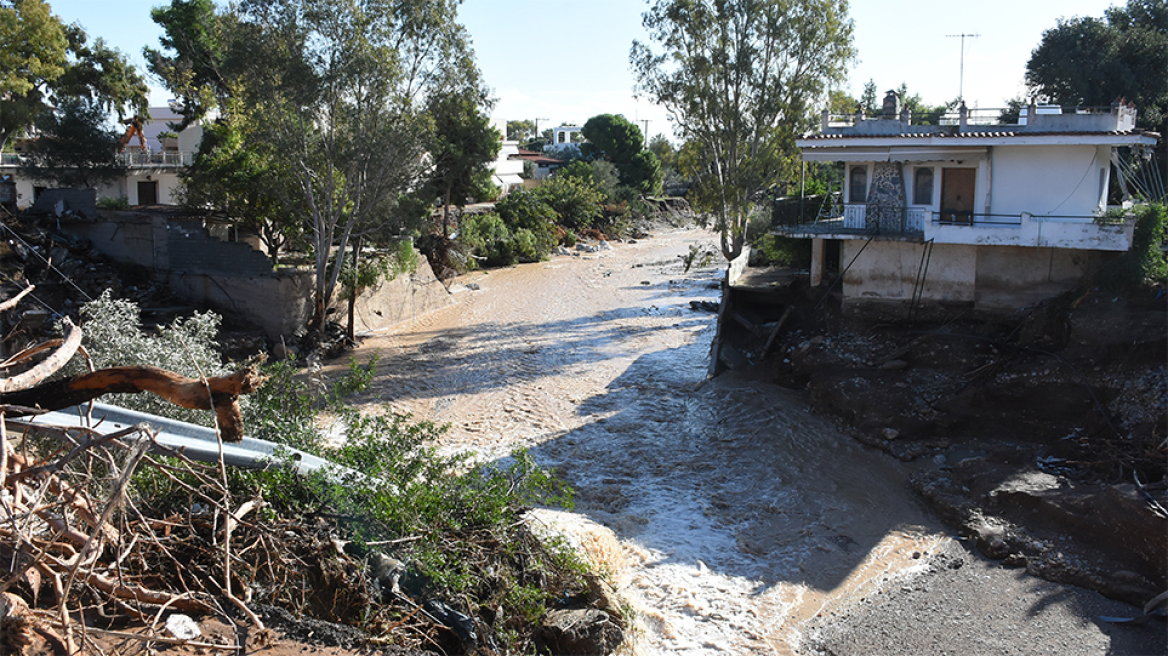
{"left": 946, "top": 33, "right": 980, "bottom": 101}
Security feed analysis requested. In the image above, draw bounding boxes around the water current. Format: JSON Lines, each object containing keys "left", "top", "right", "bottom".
{"left": 330, "top": 228, "right": 949, "bottom": 654}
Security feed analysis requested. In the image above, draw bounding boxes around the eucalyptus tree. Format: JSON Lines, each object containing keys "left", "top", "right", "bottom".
{"left": 631, "top": 0, "right": 855, "bottom": 259}
{"left": 150, "top": 0, "right": 483, "bottom": 330}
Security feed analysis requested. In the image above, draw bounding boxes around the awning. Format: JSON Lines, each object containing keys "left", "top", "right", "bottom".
{"left": 496, "top": 174, "right": 524, "bottom": 186}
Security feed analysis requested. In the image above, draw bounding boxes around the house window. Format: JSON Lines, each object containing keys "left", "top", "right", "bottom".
{"left": 913, "top": 167, "right": 934, "bottom": 205}
{"left": 848, "top": 165, "right": 867, "bottom": 203}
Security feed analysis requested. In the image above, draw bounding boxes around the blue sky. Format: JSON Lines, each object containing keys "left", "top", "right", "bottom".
{"left": 48, "top": 0, "right": 1120, "bottom": 141}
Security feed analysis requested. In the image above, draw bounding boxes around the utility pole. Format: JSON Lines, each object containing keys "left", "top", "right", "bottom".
{"left": 640, "top": 119, "right": 651, "bottom": 148}
{"left": 533, "top": 117, "right": 549, "bottom": 143}
{"left": 946, "top": 33, "right": 980, "bottom": 101}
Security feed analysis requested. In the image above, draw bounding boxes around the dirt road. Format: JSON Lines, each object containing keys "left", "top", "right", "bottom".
{"left": 332, "top": 228, "right": 1164, "bottom": 655}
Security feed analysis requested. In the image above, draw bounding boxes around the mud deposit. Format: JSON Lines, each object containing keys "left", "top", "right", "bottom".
{"left": 329, "top": 229, "right": 1164, "bottom": 655}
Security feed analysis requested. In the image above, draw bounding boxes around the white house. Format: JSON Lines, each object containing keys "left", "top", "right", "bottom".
{"left": 783, "top": 94, "right": 1160, "bottom": 309}
{"left": 1, "top": 104, "right": 203, "bottom": 208}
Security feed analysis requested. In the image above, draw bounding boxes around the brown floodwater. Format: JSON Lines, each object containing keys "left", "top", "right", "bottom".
{"left": 328, "top": 229, "right": 948, "bottom": 654}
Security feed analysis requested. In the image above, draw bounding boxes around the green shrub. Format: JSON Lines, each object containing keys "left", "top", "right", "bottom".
{"left": 96, "top": 195, "right": 131, "bottom": 210}
{"left": 1097, "top": 202, "right": 1168, "bottom": 289}
{"left": 71, "top": 291, "right": 228, "bottom": 425}
{"left": 535, "top": 175, "right": 604, "bottom": 231}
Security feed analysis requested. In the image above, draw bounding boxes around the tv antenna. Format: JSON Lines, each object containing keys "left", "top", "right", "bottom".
{"left": 946, "top": 33, "right": 980, "bottom": 101}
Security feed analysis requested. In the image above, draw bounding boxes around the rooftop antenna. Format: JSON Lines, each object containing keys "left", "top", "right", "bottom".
{"left": 946, "top": 33, "right": 980, "bottom": 101}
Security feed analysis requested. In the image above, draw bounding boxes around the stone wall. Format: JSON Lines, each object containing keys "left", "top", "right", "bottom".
{"left": 866, "top": 162, "right": 906, "bottom": 233}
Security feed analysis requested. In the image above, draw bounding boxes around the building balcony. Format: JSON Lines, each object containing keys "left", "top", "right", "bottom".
{"left": 773, "top": 201, "right": 1134, "bottom": 252}
{"left": 772, "top": 202, "right": 928, "bottom": 240}
{"left": 117, "top": 151, "right": 194, "bottom": 168}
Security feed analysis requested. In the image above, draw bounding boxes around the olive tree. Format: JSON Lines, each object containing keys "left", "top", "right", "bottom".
{"left": 631, "top": 0, "right": 855, "bottom": 259}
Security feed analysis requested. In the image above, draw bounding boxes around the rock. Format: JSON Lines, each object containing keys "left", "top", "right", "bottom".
{"left": 535, "top": 608, "right": 623, "bottom": 655}
{"left": 882, "top": 428, "right": 900, "bottom": 440}
{"left": 809, "top": 335, "right": 825, "bottom": 346}
{"left": 165, "top": 614, "right": 202, "bottom": 640}
{"left": 598, "top": 240, "right": 613, "bottom": 251}
{"left": 880, "top": 359, "right": 908, "bottom": 371}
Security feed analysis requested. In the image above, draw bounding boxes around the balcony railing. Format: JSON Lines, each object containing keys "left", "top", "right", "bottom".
{"left": 117, "top": 151, "right": 193, "bottom": 167}
{"left": 930, "top": 212, "right": 1023, "bottom": 227}
{"left": 771, "top": 200, "right": 928, "bottom": 236}
{"left": 0, "top": 153, "right": 23, "bottom": 166}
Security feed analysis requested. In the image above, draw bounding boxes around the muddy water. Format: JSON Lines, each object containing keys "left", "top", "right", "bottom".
{"left": 331, "top": 229, "right": 949, "bottom": 654}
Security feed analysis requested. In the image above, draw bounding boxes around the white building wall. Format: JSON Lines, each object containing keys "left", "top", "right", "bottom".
{"left": 990, "top": 145, "right": 1109, "bottom": 217}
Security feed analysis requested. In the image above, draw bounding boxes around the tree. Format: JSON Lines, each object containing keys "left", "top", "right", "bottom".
{"left": 507, "top": 119, "right": 535, "bottom": 142}
{"left": 19, "top": 96, "right": 126, "bottom": 188}
{"left": 424, "top": 90, "right": 502, "bottom": 236}
{"left": 580, "top": 113, "right": 662, "bottom": 193}
{"left": 1026, "top": 0, "right": 1167, "bottom": 134}
{"left": 150, "top": 0, "right": 481, "bottom": 331}
{"left": 180, "top": 118, "right": 299, "bottom": 265}
{"left": 0, "top": 0, "right": 146, "bottom": 151}
{"left": 631, "top": 0, "right": 855, "bottom": 260}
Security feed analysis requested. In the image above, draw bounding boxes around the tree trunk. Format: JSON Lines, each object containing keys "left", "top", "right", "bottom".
{"left": 347, "top": 237, "right": 362, "bottom": 342}
{"left": 1, "top": 366, "right": 267, "bottom": 442}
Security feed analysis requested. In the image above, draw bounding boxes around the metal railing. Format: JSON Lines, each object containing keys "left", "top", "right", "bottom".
{"left": 117, "top": 151, "right": 192, "bottom": 167}
{"left": 930, "top": 213, "right": 1023, "bottom": 227}
{"left": 0, "top": 153, "right": 23, "bottom": 166}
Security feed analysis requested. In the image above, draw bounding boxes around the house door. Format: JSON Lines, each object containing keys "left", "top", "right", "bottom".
{"left": 940, "top": 168, "right": 975, "bottom": 224}
{"left": 137, "top": 181, "right": 158, "bottom": 206}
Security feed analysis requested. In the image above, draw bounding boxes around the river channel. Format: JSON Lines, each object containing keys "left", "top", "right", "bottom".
{"left": 328, "top": 228, "right": 948, "bottom": 654}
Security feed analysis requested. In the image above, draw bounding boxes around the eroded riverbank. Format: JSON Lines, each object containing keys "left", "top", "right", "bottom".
{"left": 327, "top": 228, "right": 1164, "bottom": 655}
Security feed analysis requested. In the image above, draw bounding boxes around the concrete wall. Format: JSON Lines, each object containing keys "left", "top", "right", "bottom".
{"left": 841, "top": 239, "right": 1098, "bottom": 309}
{"left": 992, "top": 145, "right": 1108, "bottom": 217}
{"left": 168, "top": 268, "right": 314, "bottom": 339}
{"left": 842, "top": 240, "right": 976, "bottom": 303}
{"left": 342, "top": 256, "right": 454, "bottom": 335}
{"left": 58, "top": 212, "right": 453, "bottom": 339}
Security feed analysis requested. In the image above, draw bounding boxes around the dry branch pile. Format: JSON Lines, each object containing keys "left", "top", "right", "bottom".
{"left": 0, "top": 287, "right": 269, "bottom": 654}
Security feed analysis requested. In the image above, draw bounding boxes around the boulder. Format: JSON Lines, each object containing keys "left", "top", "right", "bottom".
{"left": 535, "top": 608, "right": 623, "bottom": 655}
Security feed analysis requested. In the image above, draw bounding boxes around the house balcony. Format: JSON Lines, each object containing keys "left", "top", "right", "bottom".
{"left": 771, "top": 202, "right": 928, "bottom": 240}
{"left": 117, "top": 151, "right": 194, "bottom": 168}
{"left": 773, "top": 201, "right": 1134, "bottom": 252}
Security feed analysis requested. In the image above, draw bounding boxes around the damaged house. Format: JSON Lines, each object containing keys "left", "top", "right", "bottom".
{"left": 782, "top": 93, "right": 1161, "bottom": 309}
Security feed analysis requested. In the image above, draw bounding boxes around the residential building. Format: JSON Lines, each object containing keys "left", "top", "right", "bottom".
{"left": 1, "top": 104, "right": 202, "bottom": 209}
{"left": 780, "top": 93, "right": 1160, "bottom": 309}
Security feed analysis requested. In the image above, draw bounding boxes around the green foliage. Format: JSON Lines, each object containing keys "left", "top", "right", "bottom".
{"left": 0, "top": 0, "right": 147, "bottom": 151}
{"left": 507, "top": 119, "right": 535, "bottom": 142}
{"left": 72, "top": 291, "right": 227, "bottom": 426}
{"left": 752, "top": 235, "right": 813, "bottom": 267}
{"left": 150, "top": 0, "right": 482, "bottom": 330}
{"left": 424, "top": 90, "right": 503, "bottom": 231}
{"left": 632, "top": 0, "right": 856, "bottom": 260}
{"left": 459, "top": 212, "right": 547, "bottom": 266}
{"left": 20, "top": 96, "right": 127, "bottom": 189}
{"left": 96, "top": 195, "right": 131, "bottom": 210}
{"left": 536, "top": 174, "right": 604, "bottom": 230}
{"left": 1098, "top": 203, "right": 1168, "bottom": 289}
{"left": 339, "top": 241, "right": 418, "bottom": 300}
{"left": 1026, "top": 0, "right": 1168, "bottom": 133}
{"left": 581, "top": 113, "right": 663, "bottom": 193}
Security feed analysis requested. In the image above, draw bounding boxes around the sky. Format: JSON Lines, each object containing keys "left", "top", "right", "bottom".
{"left": 47, "top": 0, "right": 1121, "bottom": 141}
